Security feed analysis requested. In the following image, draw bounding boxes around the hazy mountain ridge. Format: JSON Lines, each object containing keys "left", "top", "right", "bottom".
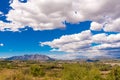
{"left": 5, "top": 54, "right": 55, "bottom": 61}
{"left": 1, "top": 54, "right": 120, "bottom": 61}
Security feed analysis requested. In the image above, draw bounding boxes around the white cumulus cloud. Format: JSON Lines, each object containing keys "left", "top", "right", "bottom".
{"left": 0, "top": 43, "right": 4, "bottom": 47}
{"left": 0, "top": 0, "right": 119, "bottom": 32}
{"left": 104, "top": 18, "right": 120, "bottom": 32}
{"left": 41, "top": 31, "right": 120, "bottom": 58}
{"left": 90, "top": 22, "right": 103, "bottom": 31}
{"left": 0, "top": 11, "right": 3, "bottom": 15}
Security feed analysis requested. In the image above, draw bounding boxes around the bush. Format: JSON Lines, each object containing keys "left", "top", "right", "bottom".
{"left": 99, "top": 64, "right": 111, "bottom": 71}
{"left": 62, "top": 64, "right": 87, "bottom": 80}
{"left": 30, "top": 65, "right": 45, "bottom": 77}
{"left": 62, "top": 63, "right": 102, "bottom": 80}
{"left": 107, "top": 66, "right": 120, "bottom": 80}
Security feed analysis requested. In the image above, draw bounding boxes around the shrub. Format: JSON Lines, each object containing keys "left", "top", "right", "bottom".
{"left": 30, "top": 65, "right": 45, "bottom": 77}
{"left": 107, "top": 66, "right": 120, "bottom": 80}
{"left": 62, "top": 63, "right": 102, "bottom": 80}
{"left": 62, "top": 64, "right": 88, "bottom": 80}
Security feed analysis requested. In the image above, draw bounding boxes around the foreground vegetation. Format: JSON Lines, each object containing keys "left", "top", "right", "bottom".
{"left": 0, "top": 60, "right": 120, "bottom": 80}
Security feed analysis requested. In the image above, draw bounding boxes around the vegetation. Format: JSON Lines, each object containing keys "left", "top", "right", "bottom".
{"left": 0, "top": 60, "right": 120, "bottom": 80}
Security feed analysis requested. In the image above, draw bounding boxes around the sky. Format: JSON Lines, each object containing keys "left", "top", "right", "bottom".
{"left": 0, "top": 0, "right": 120, "bottom": 59}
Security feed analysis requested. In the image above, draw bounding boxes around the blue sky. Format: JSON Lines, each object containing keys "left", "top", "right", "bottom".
{"left": 0, "top": 0, "right": 120, "bottom": 59}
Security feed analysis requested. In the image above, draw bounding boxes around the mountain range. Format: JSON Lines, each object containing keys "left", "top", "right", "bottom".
{"left": 4, "top": 54, "right": 55, "bottom": 61}
{"left": 1, "top": 54, "right": 120, "bottom": 61}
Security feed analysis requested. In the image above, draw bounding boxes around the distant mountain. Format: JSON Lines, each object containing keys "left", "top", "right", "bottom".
{"left": 5, "top": 54, "right": 55, "bottom": 61}
{"left": 4, "top": 54, "right": 120, "bottom": 61}
{"left": 0, "top": 58, "right": 5, "bottom": 60}
{"left": 75, "top": 55, "right": 119, "bottom": 61}
{"left": 93, "top": 56, "right": 116, "bottom": 60}
{"left": 86, "top": 59, "right": 99, "bottom": 62}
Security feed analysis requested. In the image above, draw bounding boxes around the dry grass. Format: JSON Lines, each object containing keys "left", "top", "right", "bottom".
{"left": 0, "top": 60, "right": 120, "bottom": 80}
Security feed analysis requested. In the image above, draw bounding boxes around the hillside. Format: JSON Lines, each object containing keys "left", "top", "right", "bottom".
{"left": 5, "top": 54, "right": 55, "bottom": 61}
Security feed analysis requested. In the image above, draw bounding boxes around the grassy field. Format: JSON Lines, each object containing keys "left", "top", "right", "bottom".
{"left": 0, "top": 60, "right": 120, "bottom": 80}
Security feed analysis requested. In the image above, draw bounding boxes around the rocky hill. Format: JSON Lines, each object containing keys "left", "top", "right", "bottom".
{"left": 5, "top": 54, "right": 55, "bottom": 61}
